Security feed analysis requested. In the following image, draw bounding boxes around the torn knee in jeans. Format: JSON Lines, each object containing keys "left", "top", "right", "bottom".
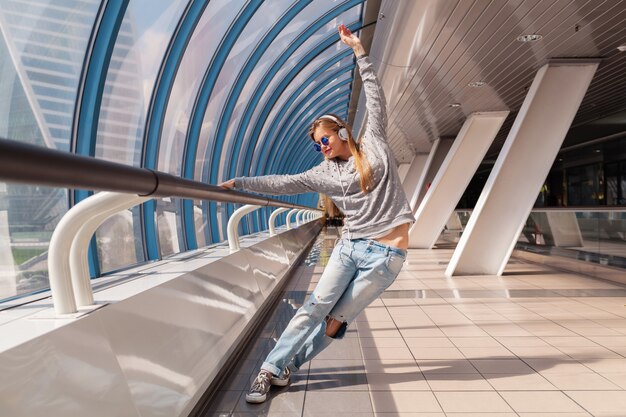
{"left": 325, "top": 315, "right": 347, "bottom": 338}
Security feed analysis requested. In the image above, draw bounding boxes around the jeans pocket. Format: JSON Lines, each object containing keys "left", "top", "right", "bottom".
{"left": 384, "top": 252, "right": 406, "bottom": 276}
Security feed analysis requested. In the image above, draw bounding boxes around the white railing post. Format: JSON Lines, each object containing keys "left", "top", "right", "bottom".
{"left": 227, "top": 204, "right": 261, "bottom": 252}
{"left": 296, "top": 209, "right": 305, "bottom": 226}
{"left": 286, "top": 209, "right": 299, "bottom": 230}
{"left": 269, "top": 207, "right": 289, "bottom": 236}
{"left": 70, "top": 193, "right": 149, "bottom": 307}
{"left": 48, "top": 191, "right": 150, "bottom": 314}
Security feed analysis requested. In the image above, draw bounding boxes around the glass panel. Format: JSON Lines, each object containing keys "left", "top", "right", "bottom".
{"left": 194, "top": 0, "right": 296, "bottom": 183}
{"left": 96, "top": 0, "right": 187, "bottom": 166}
{"left": 157, "top": 198, "right": 181, "bottom": 256}
{"left": 259, "top": 71, "right": 352, "bottom": 174}
{"left": 0, "top": 0, "right": 100, "bottom": 150}
{"left": 157, "top": 0, "right": 245, "bottom": 252}
{"left": 158, "top": 0, "right": 246, "bottom": 175}
{"left": 0, "top": 184, "right": 67, "bottom": 303}
{"left": 516, "top": 210, "right": 626, "bottom": 270}
{"left": 0, "top": 1, "right": 100, "bottom": 302}
{"left": 215, "top": 4, "right": 361, "bottom": 183}
{"left": 93, "top": 0, "right": 187, "bottom": 272}
{"left": 96, "top": 206, "right": 144, "bottom": 272}
{"left": 252, "top": 56, "right": 354, "bottom": 174}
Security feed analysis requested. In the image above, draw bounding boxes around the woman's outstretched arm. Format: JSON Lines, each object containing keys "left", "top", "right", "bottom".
{"left": 219, "top": 162, "right": 329, "bottom": 195}
{"left": 338, "top": 24, "right": 388, "bottom": 140}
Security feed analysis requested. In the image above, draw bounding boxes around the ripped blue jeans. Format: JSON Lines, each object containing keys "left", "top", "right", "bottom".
{"left": 260, "top": 238, "right": 406, "bottom": 377}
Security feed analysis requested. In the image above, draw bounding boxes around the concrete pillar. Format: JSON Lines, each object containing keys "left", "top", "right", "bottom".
{"left": 412, "top": 137, "right": 454, "bottom": 213}
{"left": 402, "top": 153, "right": 429, "bottom": 204}
{"left": 447, "top": 59, "right": 599, "bottom": 276}
{"left": 397, "top": 163, "right": 411, "bottom": 183}
{"left": 409, "top": 112, "right": 509, "bottom": 248}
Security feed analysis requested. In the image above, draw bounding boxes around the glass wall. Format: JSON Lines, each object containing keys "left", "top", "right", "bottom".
{"left": 0, "top": 0, "right": 363, "bottom": 304}
{"left": 0, "top": 0, "right": 100, "bottom": 302}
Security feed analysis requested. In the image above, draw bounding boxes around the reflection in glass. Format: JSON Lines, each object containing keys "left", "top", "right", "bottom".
{"left": 0, "top": 1, "right": 99, "bottom": 301}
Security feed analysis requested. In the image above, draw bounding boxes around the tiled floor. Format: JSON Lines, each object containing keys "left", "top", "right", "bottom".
{"left": 205, "top": 228, "right": 626, "bottom": 416}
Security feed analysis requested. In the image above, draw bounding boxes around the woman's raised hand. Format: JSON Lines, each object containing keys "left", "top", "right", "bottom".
{"left": 219, "top": 179, "right": 236, "bottom": 189}
{"left": 338, "top": 24, "right": 365, "bottom": 56}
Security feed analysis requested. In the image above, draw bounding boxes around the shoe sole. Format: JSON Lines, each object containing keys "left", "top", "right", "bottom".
{"left": 245, "top": 393, "right": 267, "bottom": 403}
{"left": 270, "top": 377, "right": 290, "bottom": 387}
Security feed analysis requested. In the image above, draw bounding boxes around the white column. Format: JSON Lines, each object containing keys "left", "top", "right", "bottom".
{"left": 409, "top": 112, "right": 509, "bottom": 248}
{"left": 402, "top": 153, "right": 430, "bottom": 204}
{"left": 411, "top": 137, "right": 454, "bottom": 213}
{"left": 447, "top": 60, "right": 599, "bottom": 276}
{"left": 397, "top": 163, "right": 411, "bottom": 183}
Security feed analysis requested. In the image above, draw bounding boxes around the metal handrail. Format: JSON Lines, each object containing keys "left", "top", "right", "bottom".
{"left": 0, "top": 138, "right": 312, "bottom": 210}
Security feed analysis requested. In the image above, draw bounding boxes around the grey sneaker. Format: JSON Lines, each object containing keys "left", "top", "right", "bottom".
{"left": 270, "top": 367, "right": 291, "bottom": 387}
{"left": 246, "top": 371, "right": 272, "bottom": 403}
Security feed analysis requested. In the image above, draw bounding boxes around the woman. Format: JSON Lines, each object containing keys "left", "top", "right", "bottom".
{"left": 220, "top": 24, "right": 414, "bottom": 403}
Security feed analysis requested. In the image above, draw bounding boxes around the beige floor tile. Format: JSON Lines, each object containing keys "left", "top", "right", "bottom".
{"left": 512, "top": 412, "right": 588, "bottom": 417}
{"left": 470, "top": 358, "right": 535, "bottom": 374}
{"left": 588, "top": 336, "right": 626, "bottom": 347}
{"left": 506, "top": 345, "right": 566, "bottom": 357}
{"left": 541, "top": 372, "right": 621, "bottom": 390}
{"left": 556, "top": 345, "right": 623, "bottom": 359}
{"left": 565, "top": 391, "right": 626, "bottom": 415}
{"left": 424, "top": 373, "right": 493, "bottom": 391}
{"left": 434, "top": 391, "right": 513, "bottom": 413}
{"left": 581, "top": 358, "right": 626, "bottom": 373}
{"left": 403, "top": 337, "right": 455, "bottom": 348}
{"left": 483, "top": 372, "right": 557, "bottom": 390}
{"left": 459, "top": 346, "right": 517, "bottom": 359}
{"left": 399, "top": 328, "right": 447, "bottom": 338}
{"left": 417, "top": 359, "right": 479, "bottom": 374}
{"left": 449, "top": 336, "right": 502, "bottom": 347}
{"left": 524, "top": 358, "right": 591, "bottom": 374}
{"left": 372, "top": 413, "right": 445, "bottom": 417}
{"left": 499, "top": 391, "right": 586, "bottom": 413}
{"left": 601, "top": 372, "right": 626, "bottom": 389}
{"left": 362, "top": 347, "right": 414, "bottom": 360}
{"left": 439, "top": 325, "right": 490, "bottom": 337}
{"left": 479, "top": 323, "right": 534, "bottom": 337}
{"left": 303, "top": 391, "right": 373, "bottom": 415}
{"left": 444, "top": 414, "right": 517, "bottom": 417}
{"left": 541, "top": 336, "right": 601, "bottom": 347}
{"left": 370, "top": 391, "right": 442, "bottom": 413}
{"left": 408, "top": 347, "right": 465, "bottom": 360}
{"left": 363, "top": 359, "right": 420, "bottom": 374}
{"left": 367, "top": 372, "right": 430, "bottom": 391}
{"left": 496, "top": 336, "right": 551, "bottom": 347}
{"left": 235, "top": 389, "right": 304, "bottom": 414}
{"left": 360, "top": 338, "right": 408, "bottom": 348}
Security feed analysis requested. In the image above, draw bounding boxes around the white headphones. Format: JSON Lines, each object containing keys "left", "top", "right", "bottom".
{"left": 318, "top": 114, "right": 349, "bottom": 141}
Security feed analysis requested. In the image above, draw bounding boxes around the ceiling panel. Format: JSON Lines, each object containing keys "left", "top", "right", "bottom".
{"left": 368, "top": 0, "right": 626, "bottom": 163}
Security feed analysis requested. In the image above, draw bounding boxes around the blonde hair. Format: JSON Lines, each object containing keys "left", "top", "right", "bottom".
{"left": 308, "top": 114, "right": 374, "bottom": 193}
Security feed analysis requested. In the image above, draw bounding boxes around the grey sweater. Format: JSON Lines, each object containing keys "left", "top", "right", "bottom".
{"left": 235, "top": 55, "right": 415, "bottom": 240}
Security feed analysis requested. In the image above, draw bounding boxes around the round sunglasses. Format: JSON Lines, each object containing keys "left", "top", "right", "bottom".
{"left": 313, "top": 136, "right": 330, "bottom": 152}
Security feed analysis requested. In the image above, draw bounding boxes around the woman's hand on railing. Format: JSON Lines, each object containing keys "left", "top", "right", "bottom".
{"left": 219, "top": 179, "right": 236, "bottom": 189}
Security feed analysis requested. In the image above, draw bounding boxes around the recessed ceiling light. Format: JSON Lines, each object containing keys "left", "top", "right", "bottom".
{"left": 517, "top": 34, "right": 543, "bottom": 42}
{"left": 618, "top": 44, "right": 626, "bottom": 52}
{"left": 468, "top": 81, "right": 486, "bottom": 88}
{"left": 448, "top": 103, "right": 461, "bottom": 108}
{"left": 595, "top": 149, "right": 601, "bottom": 153}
